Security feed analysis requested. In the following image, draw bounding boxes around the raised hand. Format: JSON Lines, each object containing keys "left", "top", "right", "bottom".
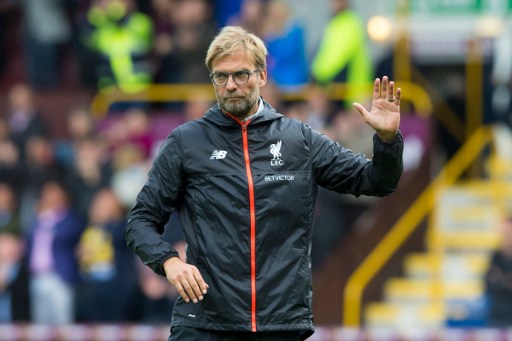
{"left": 353, "top": 76, "right": 401, "bottom": 142}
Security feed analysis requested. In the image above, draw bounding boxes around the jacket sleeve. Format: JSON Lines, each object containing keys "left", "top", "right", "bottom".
{"left": 125, "top": 132, "right": 184, "bottom": 276}
{"left": 311, "top": 126, "right": 403, "bottom": 197}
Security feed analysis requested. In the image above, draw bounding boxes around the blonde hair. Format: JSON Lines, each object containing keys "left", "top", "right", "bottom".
{"left": 205, "top": 26, "right": 267, "bottom": 72}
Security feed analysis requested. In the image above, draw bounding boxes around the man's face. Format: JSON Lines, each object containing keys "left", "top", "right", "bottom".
{"left": 210, "top": 50, "right": 267, "bottom": 120}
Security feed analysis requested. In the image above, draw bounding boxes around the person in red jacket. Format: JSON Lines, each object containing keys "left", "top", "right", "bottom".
{"left": 125, "top": 26, "right": 403, "bottom": 340}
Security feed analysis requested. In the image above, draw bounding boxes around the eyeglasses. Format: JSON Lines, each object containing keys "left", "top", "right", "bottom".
{"left": 209, "top": 69, "right": 260, "bottom": 86}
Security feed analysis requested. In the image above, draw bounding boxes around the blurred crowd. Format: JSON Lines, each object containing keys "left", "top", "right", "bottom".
{"left": 0, "top": 81, "right": 191, "bottom": 324}
{"left": 0, "top": 0, "right": 377, "bottom": 101}
{"left": 0, "top": 0, "right": 433, "bottom": 326}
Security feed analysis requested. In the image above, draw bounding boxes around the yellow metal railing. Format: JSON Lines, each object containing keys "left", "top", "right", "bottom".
{"left": 343, "top": 126, "right": 494, "bottom": 327}
{"left": 90, "top": 83, "right": 215, "bottom": 118}
{"left": 89, "top": 82, "right": 433, "bottom": 119}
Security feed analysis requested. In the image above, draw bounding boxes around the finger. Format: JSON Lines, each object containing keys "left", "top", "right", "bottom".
{"left": 173, "top": 280, "right": 192, "bottom": 303}
{"left": 388, "top": 81, "right": 395, "bottom": 99}
{"left": 395, "top": 87, "right": 402, "bottom": 104}
{"left": 372, "top": 78, "right": 381, "bottom": 100}
{"left": 186, "top": 269, "right": 207, "bottom": 302}
{"left": 193, "top": 268, "right": 209, "bottom": 295}
{"left": 181, "top": 277, "right": 201, "bottom": 303}
{"left": 381, "top": 76, "right": 389, "bottom": 99}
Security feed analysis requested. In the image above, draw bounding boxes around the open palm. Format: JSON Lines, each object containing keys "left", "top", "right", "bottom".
{"left": 353, "top": 76, "right": 401, "bottom": 142}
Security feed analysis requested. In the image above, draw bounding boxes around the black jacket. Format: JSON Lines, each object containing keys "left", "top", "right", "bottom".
{"left": 125, "top": 100, "right": 403, "bottom": 338}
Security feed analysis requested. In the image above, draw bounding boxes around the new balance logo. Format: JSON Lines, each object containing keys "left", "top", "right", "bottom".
{"left": 210, "top": 150, "right": 227, "bottom": 159}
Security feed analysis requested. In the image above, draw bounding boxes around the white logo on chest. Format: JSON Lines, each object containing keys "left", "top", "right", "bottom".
{"left": 270, "top": 140, "right": 284, "bottom": 166}
{"left": 210, "top": 150, "right": 227, "bottom": 159}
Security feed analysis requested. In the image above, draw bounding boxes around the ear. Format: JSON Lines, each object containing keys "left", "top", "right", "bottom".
{"left": 258, "top": 68, "right": 267, "bottom": 87}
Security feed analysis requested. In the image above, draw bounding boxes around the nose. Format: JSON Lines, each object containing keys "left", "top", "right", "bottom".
{"left": 225, "top": 74, "right": 238, "bottom": 90}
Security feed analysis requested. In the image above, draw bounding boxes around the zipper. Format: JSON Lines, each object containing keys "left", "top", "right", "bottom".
{"left": 240, "top": 122, "right": 258, "bottom": 332}
{"left": 224, "top": 112, "right": 258, "bottom": 332}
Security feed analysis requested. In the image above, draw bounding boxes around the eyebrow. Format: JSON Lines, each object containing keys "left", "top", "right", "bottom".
{"left": 212, "top": 68, "right": 252, "bottom": 74}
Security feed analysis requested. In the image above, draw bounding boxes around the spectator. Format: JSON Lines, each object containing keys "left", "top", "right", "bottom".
{"left": 18, "top": 135, "right": 63, "bottom": 231}
{"left": 294, "top": 85, "right": 336, "bottom": 132}
{"left": 484, "top": 213, "right": 512, "bottom": 327}
{"left": 5, "top": 83, "right": 48, "bottom": 157}
{"left": 213, "top": 0, "right": 243, "bottom": 28}
{"left": 0, "top": 230, "right": 30, "bottom": 322}
{"left": 326, "top": 108, "right": 374, "bottom": 157}
{"left": 150, "top": 0, "right": 176, "bottom": 72}
{"left": 311, "top": 0, "right": 373, "bottom": 107}
{"left": 75, "top": 188, "right": 138, "bottom": 322}
{"left": 110, "top": 142, "right": 150, "bottom": 209}
{"left": 154, "top": 0, "right": 217, "bottom": 84}
{"left": 0, "top": 182, "right": 29, "bottom": 322}
{"left": 262, "top": 0, "right": 309, "bottom": 93}
{"left": 0, "top": 182, "right": 21, "bottom": 236}
{"left": 54, "top": 107, "right": 97, "bottom": 169}
{"left": 65, "top": 108, "right": 96, "bottom": 141}
{"left": 66, "top": 136, "right": 112, "bottom": 220}
{"left": 72, "top": 0, "right": 106, "bottom": 88}
{"left": 120, "top": 108, "right": 155, "bottom": 159}
{"left": 80, "top": 0, "right": 154, "bottom": 94}
{"left": 0, "top": 124, "right": 22, "bottom": 188}
{"left": 26, "top": 179, "right": 85, "bottom": 325}
{"left": 100, "top": 108, "right": 155, "bottom": 159}
{"left": 227, "top": 0, "right": 265, "bottom": 37}
{"left": 19, "top": 0, "right": 72, "bottom": 90}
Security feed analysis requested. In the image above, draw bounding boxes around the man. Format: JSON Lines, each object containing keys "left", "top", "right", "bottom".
{"left": 81, "top": 0, "right": 154, "bottom": 94}
{"left": 125, "top": 26, "right": 403, "bottom": 340}
{"left": 311, "top": 0, "right": 374, "bottom": 107}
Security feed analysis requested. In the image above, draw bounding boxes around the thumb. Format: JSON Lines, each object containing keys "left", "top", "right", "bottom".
{"left": 352, "top": 102, "right": 367, "bottom": 119}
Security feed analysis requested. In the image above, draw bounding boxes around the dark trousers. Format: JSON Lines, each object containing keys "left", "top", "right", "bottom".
{"left": 169, "top": 326, "right": 302, "bottom": 341}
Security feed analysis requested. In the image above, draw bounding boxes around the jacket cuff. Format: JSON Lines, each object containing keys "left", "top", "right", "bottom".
{"left": 374, "top": 130, "right": 402, "bottom": 144}
{"left": 158, "top": 250, "right": 181, "bottom": 276}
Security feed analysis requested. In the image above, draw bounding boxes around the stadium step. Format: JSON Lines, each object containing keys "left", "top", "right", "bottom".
{"left": 383, "top": 278, "right": 483, "bottom": 303}
{"left": 365, "top": 302, "right": 444, "bottom": 329}
{"left": 404, "top": 252, "right": 491, "bottom": 281}
{"left": 364, "top": 179, "right": 504, "bottom": 329}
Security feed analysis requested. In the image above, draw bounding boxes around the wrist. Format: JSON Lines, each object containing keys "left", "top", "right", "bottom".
{"left": 162, "top": 253, "right": 181, "bottom": 275}
{"left": 377, "top": 131, "right": 398, "bottom": 143}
